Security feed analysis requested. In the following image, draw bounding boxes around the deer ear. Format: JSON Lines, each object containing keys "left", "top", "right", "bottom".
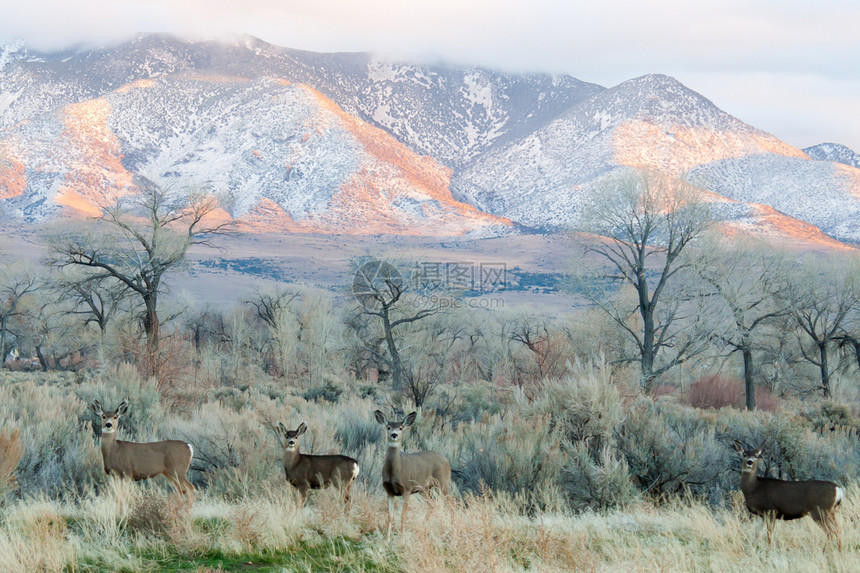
{"left": 92, "top": 400, "right": 103, "bottom": 415}
{"left": 117, "top": 400, "right": 129, "bottom": 416}
{"left": 732, "top": 440, "right": 744, "bottom": 453}
{"left": 755, "top": 439, "right": 767, "bottom": 457}
{"left": 374, "top": 410, "right": 387, "bottom": 425}
{"left": 276, "top": 421, "right": 287, "bottom": 435}
{"left": 403, "top": 411, "right": 417, "bottom": 427}
{"left": 296, "top": 422, "right": 307, "bottom": 436}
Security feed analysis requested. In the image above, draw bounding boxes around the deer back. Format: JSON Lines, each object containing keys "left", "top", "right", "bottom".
{"left": 285, "top": 452, "right": 359, "bottom": 489}
{"left": 383, "top": 450, "right": 450, "bottom": 495}
{"left": 744, "top": 476, "right": 841, "bottom": 519}
{"left": 108, "top": 439, "right": 193, "bottom": 480}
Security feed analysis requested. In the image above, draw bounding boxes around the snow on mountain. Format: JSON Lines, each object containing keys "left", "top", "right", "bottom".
{"left": 0, "top": 68, "right": 512, "bottom": 235}
{"left": 452, "top": 74, "right": 860, "bottom": 242}
{"left": 803, "top": 142, "right": 860, "bottom": 169}
{"left": 687, "top": 154, "right": 860, "bottom": 241}
{"left": 1, "top": 35, "right": 859, "bottom": 244}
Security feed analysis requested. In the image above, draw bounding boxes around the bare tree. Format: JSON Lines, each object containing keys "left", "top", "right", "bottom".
{"left": 348, "top": 258, "right": 442, "bottom": 399}
{"left": 0, "top": 264, "right": 40, "bottom": 364}
{"left": 54, "top": 268, "right": 129, "bottom": 335}
{"left": 48, "top": 185, "right": 230, "bottom": 376}
{"left": 698, "top": 239, "right": 787, "bottom": 409}
{"left": 245, "top": 287, "right": 301, "bottom": 377}
{"left": 576, "top": 169, "right": 713, "bottom": 392}
{"left": 782, "top": 254, "right": 859, "bottom": 397}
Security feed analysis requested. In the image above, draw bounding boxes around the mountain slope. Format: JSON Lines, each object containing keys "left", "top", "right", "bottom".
{"left": 452, "top": 74, "right": 860, "bottom": 242}
{"left": 0, "top": 71, "right": 511, "bottom": 235}
{"left": 2, "top": 36, "right": 859, "bottom": 244}
{"left": 803, "top": 143, "right": 860, "bottom": 169}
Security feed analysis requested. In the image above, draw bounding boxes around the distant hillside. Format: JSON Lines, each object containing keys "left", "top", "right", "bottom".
{"left": 1, "top": 35, "right": 859, "bottom": 244}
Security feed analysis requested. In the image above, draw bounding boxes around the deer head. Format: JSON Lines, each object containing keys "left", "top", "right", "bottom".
{"left": 375, "top": 410, "right": 416, "bottom": 447}
{"left": 732, "top": 439, "right": 765, "bottom": 474}
{"left": 276, "top": 422, "right": 307, "bottom": 451}
{"left": 92, "top": 399, "right": 129, "bottom": 435}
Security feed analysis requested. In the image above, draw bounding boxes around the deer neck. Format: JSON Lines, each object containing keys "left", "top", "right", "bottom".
{"left": 386, "top": 443, "right": 403, "bottom": 472}
{"left": 740, "top": 467, "right": 759, "bottom": 493}
{"left": 99, "top": 429, "right": 118, "bottom": 460}
{"left": 283, "top": 448, "right": 301, "bottom": 470}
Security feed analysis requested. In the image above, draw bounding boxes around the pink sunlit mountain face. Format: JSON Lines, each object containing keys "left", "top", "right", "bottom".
{"left": 1, "top": 35, "right": 859, "bottom": 245}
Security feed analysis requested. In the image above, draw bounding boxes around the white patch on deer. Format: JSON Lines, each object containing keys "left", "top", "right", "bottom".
{"left": 187, "top": 443, "right": 194, "bottom": 459}
{"left": 352, "top": 462, "right": 360, "bottom": 480}
{"left": 835, "top": 486, "right": 844, "bottom": 507}
{"left": 101, "top": 427, "right": 116, "bottom": 434}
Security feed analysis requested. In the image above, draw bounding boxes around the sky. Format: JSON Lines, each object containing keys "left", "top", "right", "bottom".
{"left": 1, "top": 0, "right": 859, "bottom": 152}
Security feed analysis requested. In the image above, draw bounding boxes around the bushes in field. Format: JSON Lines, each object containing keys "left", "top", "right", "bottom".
{"left": 1, "top": 357, "right": 858, "bottom": 516}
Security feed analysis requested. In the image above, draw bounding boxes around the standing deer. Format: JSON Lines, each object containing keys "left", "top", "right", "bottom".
{"left": 91, "top": 400, "right": 194, "bottom": 496}
{"left": 733, "top": 440, "right": 844, "bottom": 549}
{"left": 375, "top": 410, "right": 451, "bottom": 539}
{"left": 275, "top": 421, "right": 359, "bottom": 506}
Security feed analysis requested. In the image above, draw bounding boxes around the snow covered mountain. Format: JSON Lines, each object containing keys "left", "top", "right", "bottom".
{"left": 1, "top": 35, "right": 859, "bottom": 243}
{"left": 452, "top": 74, "right": 860, "bottom": 242}
{"left": 803, "top": 143, "right": 860, "bottom": 169}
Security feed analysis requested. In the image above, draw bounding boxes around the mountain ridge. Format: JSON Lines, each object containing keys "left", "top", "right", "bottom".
{"left": 1, "top": 34, "right": 859, "bottom": 245}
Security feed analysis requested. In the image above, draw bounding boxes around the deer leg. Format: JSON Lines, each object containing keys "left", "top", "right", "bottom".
{"left": 765, "top": 514, "right": 776, "bottom": 547}
{"left": 401, "top": 492, "right": 410, "bottom": 534}
{"left": 386, "top": 496, "right": 395, "bottom": 541}
{"left": 343, "top": 481, "right": 352, "bottom": 514}
{"left": 813, "top": 511, "right": 842, "bottom": 552}
{"left": 179, "top": 475, "right": 195, "bottom": 499}
{"left": 164, "top": 473, "right": 182, "bottom": 494}
{"left": 753, "top": 516, "right": 766, "bottom": 547}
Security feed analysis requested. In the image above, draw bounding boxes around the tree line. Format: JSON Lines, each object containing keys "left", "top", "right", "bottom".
{"left": 2, "top": 175, "right": 859, "bottom": 410}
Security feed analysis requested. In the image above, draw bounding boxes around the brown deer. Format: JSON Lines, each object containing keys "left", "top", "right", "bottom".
{"left": 275, "top": 421, "right": 359, "bottom": 506}
{"left": 375, "top": 410, "right": 451, "bottom": 539}
{"left": 733, "top": 440, "right": 844, "bottom": 549}
{"left": 91, "top": 400, "right": 194, "bottom": 496}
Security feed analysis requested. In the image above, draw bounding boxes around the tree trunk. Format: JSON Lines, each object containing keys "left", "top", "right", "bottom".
{"left": 641, "top": 308, "right": 656, "bottom": 392}
{"left": 0, "top": 317, "right": 7, "bottom": 366}
{"left": 381, "top": 307, "right": 403, "bottom": 390}
{"left": 742, "top": 346, "right": 755, "bottom": 410}
{"left": 142, "top": 295, "right": 160, "bottom": 378}
{"left": 818, "top": 342, "right": 830, "bottom": 398}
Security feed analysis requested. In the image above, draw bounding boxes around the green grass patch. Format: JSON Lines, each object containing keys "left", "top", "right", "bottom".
{"left": 74, "top": 537, "right": 403, "bottom": 573}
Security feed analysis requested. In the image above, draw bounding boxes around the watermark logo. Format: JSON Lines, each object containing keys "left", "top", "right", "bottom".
{"left": 351, "top": 258, "right": 507, "bottom": 309}
{"left": 352, "top": 259, "right": 403, "bottom": 310}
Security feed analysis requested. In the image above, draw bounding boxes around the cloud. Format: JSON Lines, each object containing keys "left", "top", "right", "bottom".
{"left": 1, "top": 0, "right": 859, "bottom": 150}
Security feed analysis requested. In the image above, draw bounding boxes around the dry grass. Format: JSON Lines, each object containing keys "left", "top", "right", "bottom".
{"left": 0, "top": 480, "right": 856, "bottom": 572}
{"left": 0, "top": 427, "right": 23, "bottom": 495}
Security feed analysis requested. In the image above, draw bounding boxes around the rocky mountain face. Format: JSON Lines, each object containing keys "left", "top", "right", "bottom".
{"left": 1, "top": 34, "right": 859, "bottom": 243}
{"left": 803, "top": 143, "right": 860, "bottom": 169}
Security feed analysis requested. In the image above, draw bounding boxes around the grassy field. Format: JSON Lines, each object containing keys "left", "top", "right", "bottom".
{"left": 1, "top": 476, "right": 856, "bottom": 572}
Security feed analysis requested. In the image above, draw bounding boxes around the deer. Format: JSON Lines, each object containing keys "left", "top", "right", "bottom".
{"left": 275, "top": 421, "right": 359, "bottom": 506}
{"left": 91, "top": 400, "right": 194, "bottom": 497}
{"left": 375, "top": 410, "right": 451, "bottom": 539}
{"left": 732, "top": 439, "right": 844, "bottom": 550}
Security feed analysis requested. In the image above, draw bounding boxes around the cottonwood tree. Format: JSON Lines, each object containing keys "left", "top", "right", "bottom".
{"left": 348, "top": 258, "right": 443, "bottom": 402}
{"left": 0, "top": 263, "right": 40, "bottom": 364}
{"left": 245, "top": 287, "right": 301, "bottom": 378}
{"left": 48, "top": 185, "right": 230, "bottom": 377}
{"left": 53, "top": 267, "right": 129, "bottom": 335}
{"left": 698, "top": 239, "right": 787, "bottom": 410}
{"left": 576, "top": 169, "right": 713, "bottom": 392}
{"left": 782, "top": 254, "right": 859, "bottom": 398}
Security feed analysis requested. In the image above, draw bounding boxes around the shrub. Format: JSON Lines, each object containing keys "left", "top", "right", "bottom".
{"left": 616, "top": 398, "right": 728, "bottom": 499}
{"left": 685, "top": 374, "right": 777, "bottom": 412}
{"left": 561, "top": 442, "right": 638, "bottom": 512}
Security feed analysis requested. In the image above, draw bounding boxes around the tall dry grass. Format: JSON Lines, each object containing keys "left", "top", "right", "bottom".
{"left": 0, "top": 480, "right": 857, "bottom": 572}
